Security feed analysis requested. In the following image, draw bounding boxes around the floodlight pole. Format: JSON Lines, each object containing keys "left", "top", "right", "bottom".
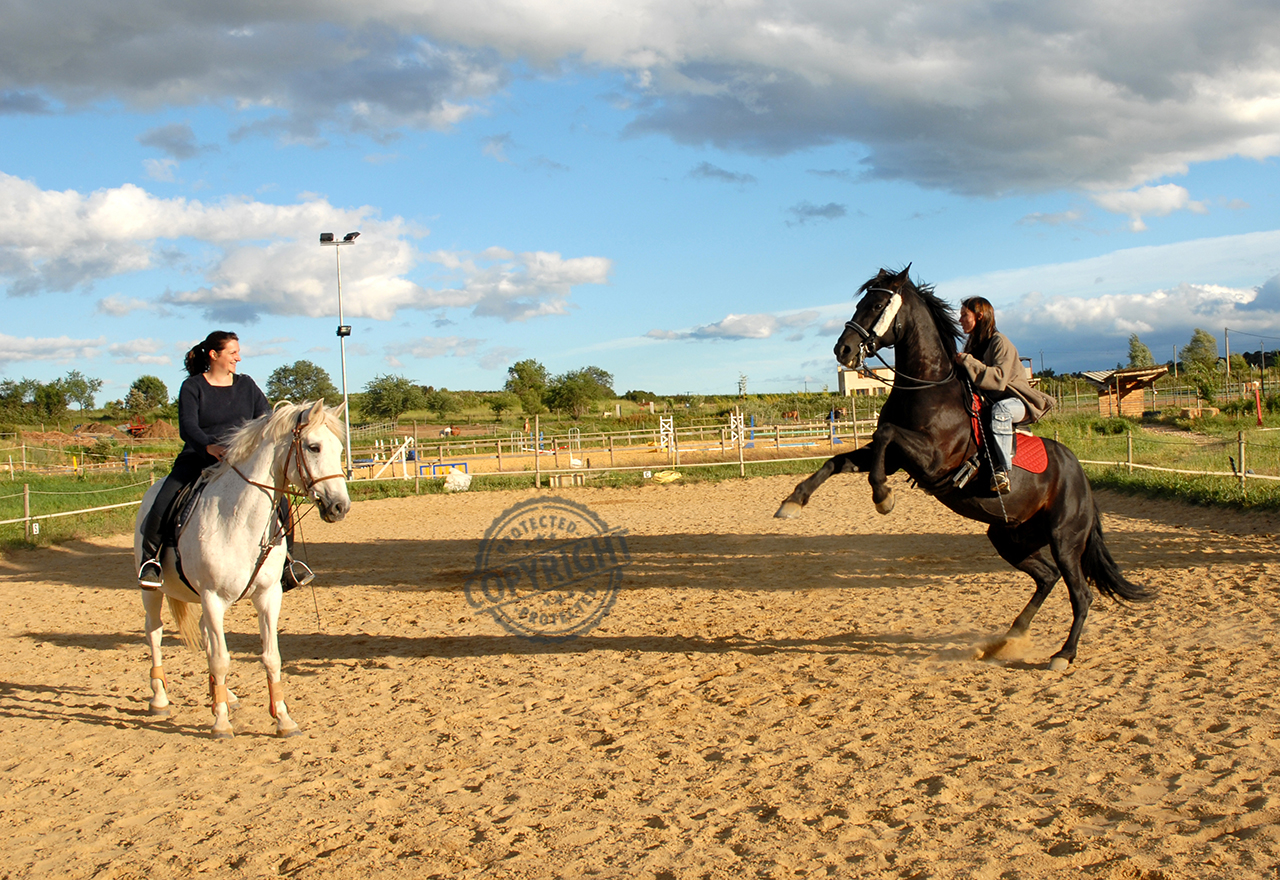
{"left": 321, "top": 232, "right": 359, "bottom": 476}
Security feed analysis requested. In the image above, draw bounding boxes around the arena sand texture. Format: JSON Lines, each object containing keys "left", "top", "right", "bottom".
{"left": 1, "top": 474, "right": 1278, "bottom": 879}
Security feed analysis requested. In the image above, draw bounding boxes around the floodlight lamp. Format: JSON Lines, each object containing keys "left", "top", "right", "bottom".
{"left": 343, "top": 231, "right": 361, "bottom": 242}
{"left": 337, "top": 325, "right": 352, "bottom": 338}
{"left": 320, "top": 232, "right": 335, "bottom": 243}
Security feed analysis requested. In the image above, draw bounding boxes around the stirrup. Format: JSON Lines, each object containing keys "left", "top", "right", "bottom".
{"left": 282, "top": 557, "right": 315, "bottom": 592}
{"left": 990, "top": 470, "right": 1011, "bottom": 495}
{"left": 139, "top": 557, "right": 163, "bottom": 589}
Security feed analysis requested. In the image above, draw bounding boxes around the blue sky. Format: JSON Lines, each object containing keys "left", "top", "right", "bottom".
{"left": 2, "top": 1, "right": 1279, "bottom": 404}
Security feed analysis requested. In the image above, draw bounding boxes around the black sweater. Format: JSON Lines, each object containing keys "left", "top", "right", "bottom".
{"left": 177, "top": 373, "right": 270, "bottom": 459}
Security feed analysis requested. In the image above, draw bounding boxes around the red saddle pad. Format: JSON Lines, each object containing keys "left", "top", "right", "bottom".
{"left": 1013, "top": 433, "right": 1048, "bottom": 474}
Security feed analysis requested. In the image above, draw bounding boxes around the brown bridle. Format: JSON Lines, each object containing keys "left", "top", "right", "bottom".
{"left": 231, "top": 416, "right": 345, "bottom": 501}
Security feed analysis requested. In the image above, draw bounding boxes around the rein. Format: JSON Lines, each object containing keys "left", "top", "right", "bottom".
{"left": 843, "top": 286, "right": 956, "bottom": 390}
{"left": 223, "top": 416, "right": 344, "bottom": 601}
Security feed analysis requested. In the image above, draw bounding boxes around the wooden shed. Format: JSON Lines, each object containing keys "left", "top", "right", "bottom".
{"left": 1080, "top": 366, "right": 1168, "bottom": 417}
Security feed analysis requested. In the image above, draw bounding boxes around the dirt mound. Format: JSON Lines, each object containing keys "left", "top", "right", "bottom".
{"left": 17, "top": 430, "right": 77, "bottom": 444}
{"left": 136, "top": 419, "right": 179, "bottom": 439}
{"left": 74, "top": 423, "right": 127, "bottom": 438}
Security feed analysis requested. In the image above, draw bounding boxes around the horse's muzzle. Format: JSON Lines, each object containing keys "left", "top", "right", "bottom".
{"left": 834, "top": 340, "right": 865, "bottom": 369}
{"left": 319, "top": 497, "right": 350, "bottom": 523}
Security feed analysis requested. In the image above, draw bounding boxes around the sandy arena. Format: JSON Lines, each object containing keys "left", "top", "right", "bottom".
{"left": 2, "top": 473, "right": 1279, "bottom": 879}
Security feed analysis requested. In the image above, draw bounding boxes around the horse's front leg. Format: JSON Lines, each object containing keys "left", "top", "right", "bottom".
{"left": 775, "top": 445, "right": 875, "bottom": 518}
{"left": 254, "top": 582, "right": 300, "bottom": 737}
{"left": 141, "top": 588, "right": 170, "bottom": 717}
{"left": 201, "top": 594, "right": 236, "bottom": 739}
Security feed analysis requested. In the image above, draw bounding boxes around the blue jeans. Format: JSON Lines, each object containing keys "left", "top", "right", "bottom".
{"left": 990, "top": 397, "right": 1027, "bottom": 473}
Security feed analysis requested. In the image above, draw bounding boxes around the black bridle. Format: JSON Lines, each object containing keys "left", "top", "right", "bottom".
{"left": 842, "top": 287, "right": 956, "bottom": 390}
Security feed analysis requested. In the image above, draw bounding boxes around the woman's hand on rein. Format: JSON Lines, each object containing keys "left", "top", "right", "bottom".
{"left": 208, "top": 444, "right": 227, "bottom": 460}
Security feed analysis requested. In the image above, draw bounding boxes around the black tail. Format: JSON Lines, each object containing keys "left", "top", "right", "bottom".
{"left": 1082, "top": 504, "right": 1153, "bottom": 603}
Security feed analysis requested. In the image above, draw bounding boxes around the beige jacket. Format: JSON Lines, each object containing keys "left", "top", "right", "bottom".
{"left": 958, "top": 333, "right": 1054, "bottom": 423}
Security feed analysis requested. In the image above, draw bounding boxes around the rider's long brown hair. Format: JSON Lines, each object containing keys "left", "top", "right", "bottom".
{"left": 960, "top": 297, "right": 998, "bottom": 358}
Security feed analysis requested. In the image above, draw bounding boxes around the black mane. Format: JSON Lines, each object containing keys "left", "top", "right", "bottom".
{"left": 859, "top": 268, "right": 960, "bottom": 360}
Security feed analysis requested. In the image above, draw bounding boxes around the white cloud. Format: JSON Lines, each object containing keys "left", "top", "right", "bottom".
{"left": 0, "top": 333, "right": 105, "bottom": 364}
{"left": 3, "top": 3, "right": 1279, "bottom": 193}
{"left": 96, "top": 294, "right": 154, "bottom": 316}
{"left": 649, "top": 308, "right": 820, "bottom": 340}
{"left": 1091, "top": 184, "right": 1209, "bottom": 232}
{"left": 386, "top": 336, "right": 483, "bottom": 360}
{"left": 143, "top": 158, "right": 178, "bottom": 182}
{"left": 0, "top": 172, "right": 610, "bottom": 324}
{"left": 108, "top": 338, "right": 172, "bottom": 365}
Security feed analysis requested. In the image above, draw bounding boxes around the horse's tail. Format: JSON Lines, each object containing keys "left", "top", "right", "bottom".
{"left": 1082, "top": 504, "right": 1154, "bottom": 603}
{"left": 167, "top": 596, "right": 204, "bottom": 651}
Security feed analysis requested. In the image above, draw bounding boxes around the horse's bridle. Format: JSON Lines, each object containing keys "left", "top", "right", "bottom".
{"left": 231, "top": 415, "right": 345, "bottom": 500}
{"left": 842, "top": 285, "right": 956, "bottom": 390}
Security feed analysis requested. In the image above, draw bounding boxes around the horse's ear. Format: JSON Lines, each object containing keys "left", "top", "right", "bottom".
{"left": 330, "top": 399, "right": 347, "bottom": 420}
{"left": 896, "top": 263, "right": 912, "bottom": 282}
{"left": 307, "top": 398, "right": 325, "bottom": 425}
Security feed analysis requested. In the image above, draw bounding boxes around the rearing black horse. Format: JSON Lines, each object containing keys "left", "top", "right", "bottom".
{"left": 775, "top": 266, "right": 1152, "bottom": 670}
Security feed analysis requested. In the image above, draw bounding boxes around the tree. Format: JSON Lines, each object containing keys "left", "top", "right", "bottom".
{"left": 501, "top": 358, "right": 547, "bottom": 401}
{"left": 362, "top": 374, "right": 425, "bottom": 422}
{"left": 424, "top": 389, "right": 462, "bottom": 420}
{"left": 267, "top": 360, "right": 340, "bottom": 405}
{"left": 129, "top": 375, "right": 169, "bottom": 410}
{"left": 545, "top": 366, "right": 615, "bottom": 418}
{"left": 61, "top": 369, "right": 103, "bottom": 411}
{"left": 488, "top": 391, "right": 521, "bottom": 419}
{"left": 1180, "top": 329, "right": 1219, "bottom": 372}
{"left": 1127, "top": 334, "right": 1155, "bottom": 369}
{"left": 34, "top": 380, "right": 68, "bottom": 419}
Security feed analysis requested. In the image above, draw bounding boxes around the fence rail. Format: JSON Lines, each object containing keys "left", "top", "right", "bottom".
{"left": 7, "top": 418, "right": 1280, "bottom": 538}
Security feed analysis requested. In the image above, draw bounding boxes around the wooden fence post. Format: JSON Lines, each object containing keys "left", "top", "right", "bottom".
{"left": 534, "top": 415, "right": 541, "bottom": 488}
{"left": 1239, "top": 431, "right": 1247, "bottom": 492}
{"left": 23, "top": 483, "right": 30, "bottom": 539}
{"left": 1127, "top": 431, "right": 1133, "bottom": 474}
{"left": 414, "top": 421, "right": 420, "bottom": 494}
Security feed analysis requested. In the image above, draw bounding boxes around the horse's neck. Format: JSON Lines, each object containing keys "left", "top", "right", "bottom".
{"left": 895, "top": 305, "right": 952, "bottom": 382}
{"left": 213, "top": 437, "right": 284, "bottom": 513}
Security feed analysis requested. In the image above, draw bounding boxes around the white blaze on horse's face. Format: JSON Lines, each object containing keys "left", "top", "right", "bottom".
{"left": 869, "top": 292, "right": 902, "bottom": 340}
{"left": 294, "top": 400, "right": 351, "bottom": 523}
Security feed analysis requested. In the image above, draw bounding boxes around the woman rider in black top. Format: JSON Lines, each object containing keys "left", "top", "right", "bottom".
{"left": 138, "top": 331, "right": 310, "bottom": 590}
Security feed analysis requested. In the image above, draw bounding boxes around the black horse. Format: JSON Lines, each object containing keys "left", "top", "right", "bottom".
{"left": 775, "top": 266, "right": 1151, "bottom": 670}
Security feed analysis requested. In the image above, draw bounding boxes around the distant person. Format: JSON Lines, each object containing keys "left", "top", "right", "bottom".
{"left": 954, "top": 297, "right": 1053, "bottom": 494}
{"left": 138, "top": 332, "right": 311, "bottom": 590}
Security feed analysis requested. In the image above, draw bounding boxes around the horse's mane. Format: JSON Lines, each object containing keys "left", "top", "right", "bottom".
{"left": 213, "top": 401, "right": 344, "bottom": 472}
{"left": 860, "top": 268, "right": 960, "bottom": 359}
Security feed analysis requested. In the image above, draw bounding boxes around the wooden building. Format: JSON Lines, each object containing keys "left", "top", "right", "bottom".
{"left": 1080, "top": 366, "right": 1168, "bottom": 417}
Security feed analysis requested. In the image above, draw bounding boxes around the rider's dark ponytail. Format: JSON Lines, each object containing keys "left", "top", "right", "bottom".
{"left": 184, "top": 331, "right": 239, "bottom": 377}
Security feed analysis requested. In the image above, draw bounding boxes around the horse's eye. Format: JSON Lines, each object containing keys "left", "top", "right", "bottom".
{"left": 308, "top": 443, "right": 321, "bottom": 453}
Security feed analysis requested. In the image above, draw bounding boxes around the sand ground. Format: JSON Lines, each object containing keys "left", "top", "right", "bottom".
{"left": 1, "top": 473, "right": 1279, "bottom": 879}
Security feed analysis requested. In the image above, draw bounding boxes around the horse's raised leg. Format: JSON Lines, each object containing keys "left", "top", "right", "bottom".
{"left": 141, "top": 588, "right": 171, "bottom": 717}
{"left": 201, "top": 594, "right": 235, "bottom": 739}
{"left": 775, "top": 446, "right": 874, "bottom": 518}
{"left": 254, "top": 583, "right": 300, "bottom": 737}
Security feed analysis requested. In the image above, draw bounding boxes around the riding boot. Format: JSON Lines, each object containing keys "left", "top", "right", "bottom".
{"left": 278, "top": 496, "right": 315, "bottom": 592}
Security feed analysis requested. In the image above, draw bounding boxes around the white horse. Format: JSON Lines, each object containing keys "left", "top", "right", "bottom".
{"left": 134, "top": 399, "right": 351, "bottom": 738}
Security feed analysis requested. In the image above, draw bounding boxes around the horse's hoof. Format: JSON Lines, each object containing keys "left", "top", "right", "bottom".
{"left": 277, "top": 725, "right": 302, "bottom": 738}
{"left": 148, "top": 704, "right": 171, "bottom": 718}
{"left": 1048, "top": 656, "right": 1070, "bottom": 672}
{"left": 875, "top": 493, "right": 895, "bottom": 515}
{"left": 211, "top": 728, "right": 234, "bottom": 740}
{"left": 774, "top": 501, "right": 802, "bottom": 519}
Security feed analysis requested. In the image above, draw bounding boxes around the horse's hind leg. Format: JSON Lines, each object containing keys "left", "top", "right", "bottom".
{"left": 201, "top": 595, "right": 236, "bottom": 739}
{"left": 141, "top": 588, "right": 170, "bottom": 717}
{"left": 254, "top": 584, "right": 300, "bottom": 737}
{"left": 981, "top": 528, "right": 1061, "bottom": 661}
